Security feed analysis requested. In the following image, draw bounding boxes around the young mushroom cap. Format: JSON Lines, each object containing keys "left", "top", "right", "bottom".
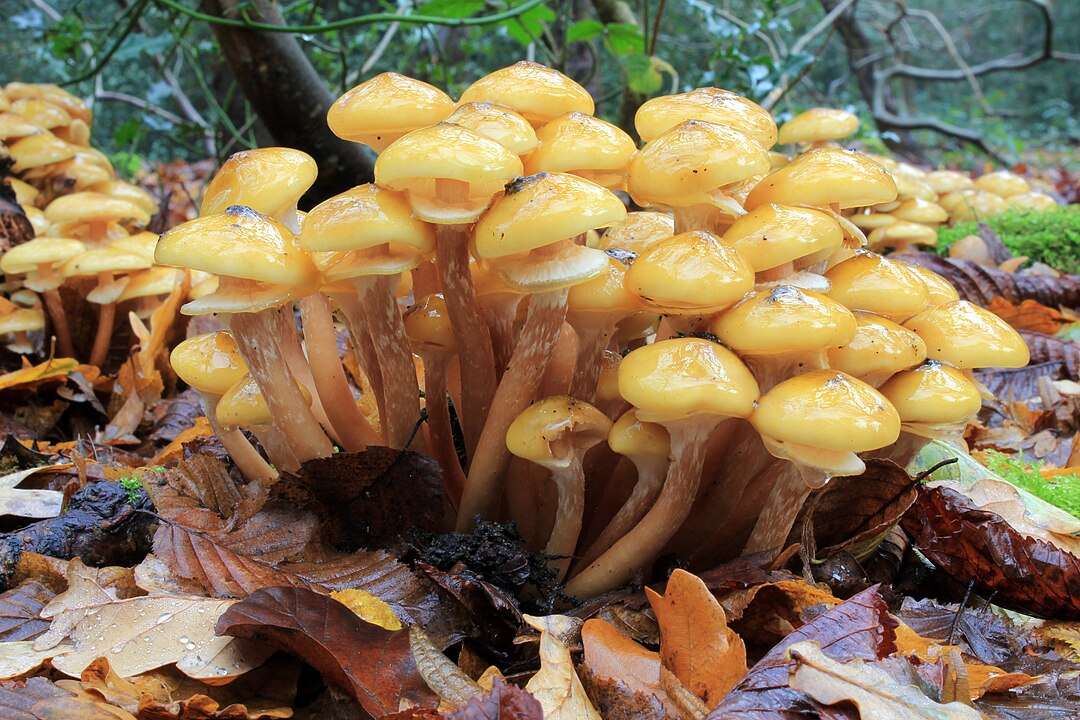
{"left": 445, "top": 102, "right": 538, "bottom": 155}
{"left": 506, "top": 395, "right": 612, "bottom": 470}
{"left": 457, "top": 61, "right": 594, "bottom": 127}
{"left": 0, "top": 237, "right": 86, "bottom": 290}
{"left": 170, "top": 331, "right": 249, "bottom": 396}
{"left": 0, "top": 112, "right": 44, "bottom": 140}
{"left": 891, "top": 198, "right": 948, "bottom": 224}
{"left": 903, "top": 300, "right": 1030, "bottom": 369}
{"left": 607, "top": 408, "right": 671, "bottom": 458}
{"left": 403, "top": 293, "right": 456, "bottom": 353}
{"left": 89, "top": 180, "right": 159, "bottom": 217}
{"left": 5, "top": 83, "right": 91, "bottom": 124}
{"left": 710, "top": 286, "right": 856, "bottom": 355}
{"left": 327, "top": 72, "right": 455, "bottom": 152}
{"left": 8, "top": 133, "right": 78, "bottom": 172}
{"left": 118, "top": 266, "right": 187, "bottom": 304}
{"left": 867, "top": 221, "right": 938, "bottom": 251}
{"left": 567, "top": 256, "right": 644, "bottom": 314}
{"left": 200, "top": 148, "right": 318, "bottom": 219}
{"left": 44, "top": 191, "right": 151, "bottom": 230}
{"left": 722, "top": 203, "right": 842, "bottom": 273}
{"left": 374, "top": 123, "right": 523, "bottom": 224}
{"left": 61, "top": 248, "right": 152, "bottom": 303}
{"left": 827, "top": 311, "right": 928, "bottom": 385}
{"left": 900, "top": 263, "right": 959, "bottom": 306}
{"left": 624, "top": 230, "right": 753, "bottom": 314}
{"left": 217, "top": 372, "right": 312, "bottom": 429}
{"left": 849, "top": 212, "right": 898, "bottom": 231}
{"left": 973, "top": 170, "right": 1029, "bottom": 198}
{"left": 824, "top": 251, "right": 930, "bottom": 320}
{"left": 594, "top": 212, "right": 675, "bottom": 255}
{"left": 777, "top": 108, "right": 859, "bottom": 145}
{"left": 743, "top": 147, "right": 897, "bottom": 211}
{"left": 877, "top": 361, "right": 982, "bottom": 425}
{"left": 524, "top": 112, "right": 636, "bottom": 189}
{"left": 634, "top": 87, "right": 777, "bottom": 147}
{"left": 1007, "top": 192, "right": 1058, "bottom": 212}
{"left": 925, "top": 170, "right": 974, "bottom": 194}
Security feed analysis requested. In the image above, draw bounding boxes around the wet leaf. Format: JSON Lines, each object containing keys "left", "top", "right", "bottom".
{"left": 0, "top": 358, "right": 80, "bottom": 393}
{"left": 217, "top": 586, "right": 436, "bottom": 717}
{"left": 0, "top": 641, "right": 69, "bottom": 680}
{"left": 446, "top": 678, "right": 543, "bottom": 720}
{"left": 903, "top": 253, "right": 1080, "bottom": 308}
{"left": 580, "top": 618, "right": 678, "bottom": 718}
{"left": 1018, "top": 331, "right": 1080, "bottom": 379}
{"left": 786, "top": 640, "right": 985, "bottom": 718}
{"left": 646, "top": 569, "right": 746, "bottom": 705}
{"left": 0, "top": 675, "right": 137, "bottom": 720}
{"left": 522, "top": 614, "right": 601, "bottom": 720}
{"left": 409, "top": 625, "right": 481, "bottom": 707}
{"left": 417, "top": 562, "right": 522, "bottom": 655}
{"left": 986, "top": 298, "right": 1069, "bottom": 335}
{"left": 901, "top": 483, "right": 1080, "bottom": 619}
{"left": 0, "top": 582, "right": 54, "bottom": 642}
{"left": 334, "top": 588, "right": 403, "bottom": 631}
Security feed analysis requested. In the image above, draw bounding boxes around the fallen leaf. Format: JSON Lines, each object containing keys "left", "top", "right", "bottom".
{"left": 1018, "top": 330, "right": 1080, "bottom": 379}
{"left": 0, "top": 641, "right": 70, "bottom": 680}
{"left": 409, "top": 625, "right": 482, "bottom": 708}
{"left": 986, "top": 298, "right": 1069, "bottom": 335}
{"left": 0, "top": 675, "right": 137, "bottom": 720}
{"left": 217, "top": 586, "right": 436, "bottom": 717}
{"left": 904, "top": 253, "right": 1080, "bottom": 308}
{"left": 0, "top": 489, "right": 63, "bottom": 519}
{"left": 417, "top": 562, "right": 523, "bottom": 656}
{"left": 334, "top": 589, "right": 403, "bottom": 631}
{"left": 580, "top": 618, "right": 679, "bottom": 718}
{"left": 0, "top": 357, "right": 80, "bottom": 393}
{"left": 896, "top": 597, "right": 1035, "bottom": 668}
{"left": 786, "top": 640, "right": 985, "bottom": 718}
{"left": 150, "top": 417, "right": 214, "bottom": 466}
{"left": 646, "top": 569, "right": 747, "bottom": 705}
{"left": 0, "top": 581, "right": 55, "bottom": 642}
{"left": 446, "top": 678, "right": 543, "bottom": 720}
{"left": 522, "top": 614, "right": 601, "bottom": 720}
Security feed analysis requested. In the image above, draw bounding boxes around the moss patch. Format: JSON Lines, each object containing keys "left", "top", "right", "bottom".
{"left": 984, "top": 450, "right": 1080, "bottom": 521}
{"left": 936, "top": 207, "right": 1080, "bottom": 274}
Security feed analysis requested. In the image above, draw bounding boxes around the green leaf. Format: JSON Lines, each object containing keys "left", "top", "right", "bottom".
{"left": 416, "top": 0, "right": 486, "bottom": 18}
{"left": 603, "top": 22, "right": 644, "bottom": 57}
{"left": 624, "top": 53, "right": 663, "bottom": 95}
{"left": 113, "top": 119, "right": 141, "bottom": 148}
{"left": 566, "top": 19, "right": 604, "bottom": 43}
{"left": 503, "top": 3, "right": 556, "bottom": 46}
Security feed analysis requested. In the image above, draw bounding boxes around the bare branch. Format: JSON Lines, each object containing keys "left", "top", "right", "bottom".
{"left": 93, "top": 90, "right": 189, "bottom": 125}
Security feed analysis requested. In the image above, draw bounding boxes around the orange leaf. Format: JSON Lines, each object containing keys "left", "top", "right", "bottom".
{"left": 986, "top": 297, "right": 1068, "bottom": 335}
{"left": 149, "top": 416, "right": 213, "bottom": 466}
{"left": 0, "top": 357, "right": 80, "bottom": 392}
{"left": 580, "top": 619, "right": 679, "bottom": 717}
{"left": 645, "top": 569, "right": 747, "bottom": 706}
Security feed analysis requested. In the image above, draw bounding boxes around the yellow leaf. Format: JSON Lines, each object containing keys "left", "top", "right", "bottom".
{"left": 0, "top": 640, "right": 71, "bottom": 679}
{"left": 523, "top": 614, "right": 601, "bottom": 720}
{"left": 0, "top": 356, "right": 79, "bottom": 392}
{"left": 331, "top": 588, "right": 402, "bottom": 631}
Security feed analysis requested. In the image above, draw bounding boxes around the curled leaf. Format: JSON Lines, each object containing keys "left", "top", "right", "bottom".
{"left": 409, "top": 625, "right": 482, "bottom": 708}
{"left": 523, "top": 614, "right": 600, "bottom": 720}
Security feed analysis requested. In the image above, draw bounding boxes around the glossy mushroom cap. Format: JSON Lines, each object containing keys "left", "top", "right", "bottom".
{"left": 567, "top": 256, "right": 643, "bottom": 316}
{"left": 327, "top": 72, "right": 454, "bottom": 152}
{"left": 900, "top": 263, "right": 959, "bottom": 306}
{"left": 445, "top": 102, "right": 538, "bottom": 155}
{"left": 849, "top": 212, "right": 897, "bottom": 231}
{"left": 1007, "top": 192, "right": 1058, "bottom": 212}
{"left": 925, "top": 170, "right": 974, "bottom": 194}
{"left": 867, "top": 221, "right": 937, "bottom": 251}
{"left": 594, "top": 212, "right": 674, "bottom": 255}
{"left": 44, "top": 191, "right": 151, "bottom": 229}
{"left": 903, "top": 300, "right": 1029, "bottom": 369}
{"left": 524, "top": 112, "right": 636, "bottom": 189}
{"left": 743, "top": 147, "right": 897, "bottom": 211}
{"left": 89, "top": 180, "right": 159, "bottom": 217}
{"left": 375, "top": 122, "right": 522, "bottom": 224}
{"left": 404, "top": 293, "right": 456, "bottom": 353}
{"left": 62, "top": 248, "right": 152, "bottom": 303}
{"left": 722, "top": 203, "right": 842, "bottom": 272}
{"left": 458, "top": 61, "right": 594, "bottom": 127}
{"left": 628, "top": 120, "right": 770, "bottom": 211}
{"left": 170, "top": 331, "right": 249, "bottom": 395}
{"left": 618, "top": 337, "right": 759, "bottom": 424}
{"left": 299, "top": 184, "right": 435, "bottom": 278}
{"left": 777, "top": 108, "right": 859, "bottom": 145}
{"left": 608, "top": 409, "right": 671, "bottom": 459}
{"left": 624, "top": 230, "right": 753, "bottom": 315}
{"left": 825, "top": 251, "right": 929, "bottom": 320}
{"left": 878, "top": 361, "right": 982, "bottom": 425}
{"left": 119, "top": 266, "right": 186, "bottom": 303}
{"left": 0, "top": 113, "right": 43, "bottom": 141}
{"left": 8, "top": 133, "right": 78, "bottom": 172}
{"left": 505, "top": 395, "right": 612, "bottom": 470}
{"left": 827, "top": 311, "right": 927, "bottom": 384}
{"left": 634, "top": 87, "right": 777, "bottom": 147}
{"left": 201, "top": 148, "right": 318, "bottom": 221}
{"left": 973, "top": 170, "right": 1029, "bottom": 198}
{"left": 217, "top": 372, "right": 312, "bottom": 428}
{"left": 891, "top": 198, "right": 948, "bottom": 225}
{"left": 711, "top": 286, "right": 856, "bottom": 355}
{"left": 5, "top": 82, "right": 91, "bottom": 124}
{"left": 0, "top": 237, "right": 86, "bottom": 291}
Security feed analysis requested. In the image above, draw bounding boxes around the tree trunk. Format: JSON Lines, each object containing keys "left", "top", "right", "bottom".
{"left": 200, "top": 0, "right": 374, "bottom": 205}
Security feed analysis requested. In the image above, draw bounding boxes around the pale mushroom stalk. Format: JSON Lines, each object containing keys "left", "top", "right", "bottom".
{"left": 578, "top": 453, "right": 668, "bottom": 570}
{"left": 456, "top": 287, "right": 569, "bottom": 529}
{"left": 250, "top": 427, "right": 300, "bottom": 474}
{"left": 298, "top": 292, "right": 381, "bottom": 450}
{"left": 673, "top": 201, "right": 740, "bottom": 235}
{"left": 433, "top": 178, "right": 498, "bottom": 456}
{"left": 541, "top": 322, "right": 577, "bottom": 397}
{"left": 87, "top": 270, "right": 130, "bottom": 367}
{"left": 545, "top": 458, "right": 587, "bottom": 581}
{"left": 568, "top": 317, "right": 616, "bottom": 401}
{"left": 335, "top": 293, "right": 387, "bottom": 433}
{"left": 477, "top": 291, "right": 522, "bottom": 376}
{"left": 421, "top": 350, "right": 466, "bottom": 504}
{"left": 41, "top": 289, "right": 74, "bottom": 357}
{"left": 274, "top": 305, "right": 344, "bottom": 446}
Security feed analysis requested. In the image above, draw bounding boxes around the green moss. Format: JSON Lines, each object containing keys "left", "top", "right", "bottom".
{"left": 118, "top": 476, "right": 142, "bottom": 507}
{"left": 983, "top": 450, "right": 1080, "bottom": 521}
{"left": 935, "top": 207, "right": 1080, "bottom": 274}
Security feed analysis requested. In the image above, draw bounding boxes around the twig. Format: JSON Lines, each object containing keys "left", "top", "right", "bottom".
{"left": 93, "top": 90, "right": 189, "bottom": 125}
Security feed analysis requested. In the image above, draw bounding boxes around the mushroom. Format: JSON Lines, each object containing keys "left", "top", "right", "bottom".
{"left": 458, "top": 61, "right": 594, "bottom": 128}
{"left": 44, "top": 191, "right": 150, "bottom": 245}
{"left": 721, "top": 203, "right": 843, "bottom": 285}
{"left": 925, "top": 170, "right": 974, "bottom": 195}
{"left": 824, "top": 251, "right": 930, "bottom": 322}
{"left": 216, "top": 372, "right": 309, "bottom": 474}
{"left": 327, "top": 72, "right": 455, "bottom": 153}
{"left": 524, "top": 112, "right": 636, "bottom": 190}
{"left": 117, "top": 266, "right": 187, "bottom": 319}
{"left": 8, "top": 133, "right": 78, "bottom": 175}
{"left": 1007, "top": 192, "right": 1058, "bottom": 212}
{"left": 878, "top": 360, "right": 982, "bottom": 446}
{"left": 88, "top": 180, "right": 159, "bottom": 219}
{"left": 564, "top": 337, "right": 759, "bottom": 597}
{"left": 0, "top": 298, "right": 43, "bottom": 354}
{"left": 594, "top": 211, "right": 675, "bottom": 255}
{"left": 634, "top": 87, "right": 777, "bottom": 148}
{"left": 827, "top": 311, "right": 928, "bottom": 387}
{"left": 0, "top": 236, "right": 84, "bottom": 357}
{"left": 445, "top": 102, "right": 539, "bottom": 156}
{"left": 506, "top": 395, "right": 611, "bottom": 580}
{"left": 867, "top": 221, "right": 938, "bottom": 254}
{"left": 973, "top": 170, "right": 1029, "bottom": 198}
{"left": 890, "top": 198, "right": 948, "bottom": 226}
{"left": 777, "top": 108, "right": 859, "bottom": 149}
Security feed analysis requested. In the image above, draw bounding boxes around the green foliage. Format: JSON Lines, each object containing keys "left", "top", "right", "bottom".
{"left": 118, "top": 476, "right": 142, "bottom": 507}
{"left": 935, "top": 208, "right": 1080, "bottom": 274}
{"left": 983, "top": 451, "right": 1080, "bottom": 521}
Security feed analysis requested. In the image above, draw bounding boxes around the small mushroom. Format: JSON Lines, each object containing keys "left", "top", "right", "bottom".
{"left": 777, "top": 108, "right": 859, "bottom": 149}
{"left": 722, "top": 203, "right": 843, "bottom": 285}
{"left": 0, "top": 236, "right": 85, "bottom": 356}
{"left": 525, "top": 112, "right": 636, "bottom": 190}
{"left": 634, "top": 87, "right": 777, "bottom": 147}
{"left": 827, "top": 311, "right": 928, "bottom": 387}
{"left": 458, "top": 61, "right": 594, "bottom": 128}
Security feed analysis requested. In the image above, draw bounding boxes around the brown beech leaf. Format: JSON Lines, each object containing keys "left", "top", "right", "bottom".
{"left": 0, "top": 675, "right": 138, "bottom": 720}
{"left": 217, "top": 585, "right": 437, "bottom": 717}
{"left": 417, "top": 562, "right": 522, "bottom": 654}
{"left": 986, "top": 298, "right": 1069, "bottom": 335}
{"left": 445, "top": 678, "right": 543, "bottom": 720}
{"left": 1018, "top": 331, "right": 1080, "bottom": 378}
{"left": 522, "top": 614, "right": 601, "bottom": 720}
{"left": 901, "top": 483, "right": 1080, "bottom": 620}
{"left": 707, "top": 585, "right": 898, "bottom": 719}
{"left": 902, "top": 253, "right": 1080, "bottom": 308}
{"left": 0, "top": 582, "right": 54, "bottom": 642}
{"left": 646, "top": 569, "right": 747, "bottom": 706}
{"left": 580, "top": 618, "right": 679, "bottom": 718}
{"left": 974, "top": 362, "right": 1068, "bottom": 403}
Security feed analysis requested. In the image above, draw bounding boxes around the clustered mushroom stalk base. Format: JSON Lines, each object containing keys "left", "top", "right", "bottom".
{"left": 434, "top": 179, "right": 498, "bottom": 458}
{"left": 420, "top": 351, "right": 466, "bottom": 506}
{"left": 352, "top": 274, "right": 422, "bottom": 449}
{"left": 197, "top": 392, "right": 277, "bottom": 482}
{"left": 577, "top": 454, "right": 668, "bottom": 571}
{"left": 250, "top": 426, "right": 300, "bottom": 474}
{"left": 274, "top": 308, "right": 342, "bottom": 446}
{"left": 544, "top": 459, "right": 587, "bottom": 582}
{"left": 457, "top": 287, "right": 570, "bottom": 530}
{"left": 564, "top": 417, "right": 716, "bottom": 598}
{"left": 568, "top": 316, "right": 617, "bottom": 401}
{"left": 335, "top": 294, "right": 387, "bottom": 433}
{"left": 298, "top": 292, "right": 380, "bottom": 451}
{"left": 41, "top": 288, "right": 74, "bottom": 358}
{"left": 227, "top": 309, "right": 335, "bottom": 462}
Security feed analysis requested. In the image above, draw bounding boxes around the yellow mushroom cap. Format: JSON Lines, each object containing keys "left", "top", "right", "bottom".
{"left": 711, "top": 286, "right": 856, "bottom": 355}
{"left": 458, "top": 61, "right": 594, "bottom": 127}
{"left": 877, "top": 362, "right": 982, "bottom": 424}
{"left": 88, "top": 180, "right": 159, "bottom": 218}
{"left": 8, "top": 132, "right": 77, "bottom": 172}
{"left": 634, "top": 87, "right": 777, "bottom": 147}
{"left": 595, "top": 350, "right": 623, "bottom": 405}
{"left": 891, "top": 198, "right": 948, "bottom": 224}
{"left": 743, "top": 147, "right": 897, "bottom": 211}
{"left": 0, "top": 112, "right": 43, "bottom": 140}
{"left": 109, "top": 231, "right": 159, "bottom": 262}
{"left": 0, "top": 307, "right": 44, "bottom": 334}
{"left": 722, "top": 203, "right": 842, "bottom": 272}
{"left": 7, "top": 177, "right": 40, "bottom": 208}
{"left": 45, "top": 191, "right": 151, "bottom": 227}
{"left": 524, "top": 112, "right": 636, "bottom": 189}
{"left": 900, "top": 263, "right": 959, "bottom": 306}
{"left": 374, "top": 122, "right": 523, "bottom": 224}
{"left": 10, "top": 97, "right": 70, "bottom": 130}
{"left": 445, "top": 102, "right": 538, "bottom": 155}
{"left": 628, "top": 120, "right": 770, "bottom": 209}
{"left": 618, "top": 337, "right": 759, "bottom": 423}
{"left": 119, "top": 266, "right": 187, "bottom": 302}
{"left": 849, "top": 212, "right": 897, "bottom": 231}
{"left": 62, "top": 247, "right": 151, "bottom": 278}
{"left": 217, "top": 373, "right": 312, "bottom": 428}
{"left": 327, "top": 72, "right": 455, "bottom": 152}
{"left": 973, "top": 170, "right": 1029, "bottom": 198}
{"left": 925, "top": 170, "right": 974, "bottom": 195}
{"left": 505, "top": 395, "right": 612, "bottom": 469}
{"left": 903, "top": 300, "right": 1030, "bottom": 369}
{"left": 201, "top": 148, "right": 318, "bottom": 220}
{"left": 608, "top": 408, "right": 671, "bottom": 458}
{"left": 5, "top": 82, "right": 91, "bottom": 124}
{"left": 777, "top": 108, "right": 859, "bottom": 145}
{"left": 40, "top": 152, "right": 114, "bottom": 190}
{"left": 1007, "top": 192, "right": 1058, "bottom": 212}
{"left": 170, "top": 331, "right": 249, "bottom": 395}
{"left": 867, "top": 221, "right": 938, "bottom": 249}
{"left": 594, "top": 212, "right": 674, "bottom": 254}
{"left": 827, "top": 311, "right": 927, "bottom": 381}
{"left": 825, "top": 251, "right": 929, "bottom": 319}
{"left": 404, "top": 293, "right": 456, "bottom": 353}
{"left": 0, "top": 237, "right": 86, "bottom": 275}
{"left": 948, "top": 190, "right": 1009, "bottom": 223}
{"left": 751, "top": 370, "right": 900, "bottom": 452}
{"left": 23, "top": 206, "right": 48, "bottom": 236}
{"left": 625, "top": 230, "right": 753, "bottom": 314}
{"left": 567, "top": 256, "right": 643, "bottom": 314}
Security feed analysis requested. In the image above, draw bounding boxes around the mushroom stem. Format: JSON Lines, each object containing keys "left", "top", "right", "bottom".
{"left": 251, "top": 426, "right": 300, "bottom": 474}
{"left": 353, "top": 274, "right": 423, "bottom": 449}
{"left": 457, "top": 287, "right": 570, "bottom": 529}
{"left": 745, "top": 350, "right": 829, "bottom": 393}
{"left": 742, "top": 463, "right": 816, "bottom": 554}
{"left": 198, "top": 392, "right": 276, "bottom": 481}
{"left": 756, "top": 262, "right": 795, "bottom": 283}
{"left": 541, "top": 322, "right": 577, "bottom": 397}
{"left": 421, "top": 351, "right": 466, "bottom": 506}
{"left": 434, "top": 180, "right": 498, "bottom": 458}
{"left": 274, "top": 306, "right": 342, "bottom": 446}
{"left": 545, "top": 459, "right": 586, "bottom": 581}
{"left": 228, "top": 309, "right": 335, "bottom": 463}
{"left": 674, "top": 203, "right": 727, "bottom": 234}
{"left": 479, "top": 292, "right": 522, "bottom": 377}
{"left": 568, "top": 317, "right": 615, "bottom": 401}
{"left": 88, "top": 301, "right": 115, "bottom": 368}
{"left": 298, "top": 292, "right": 380, "bottom": 451}
{"left": 564, "top": 418, "right": 714, "bottom": 597}
{"left": 412, "top": 260, "right": 440, "bottom": 297}
{"left": 42, "top": 288, "right": 74, "bottom": 358}
{"left": 336, "top": 294, "right": 387, "bottom": 435}
{"left": 577, "top": 454, "right": 668, "bottom": 570}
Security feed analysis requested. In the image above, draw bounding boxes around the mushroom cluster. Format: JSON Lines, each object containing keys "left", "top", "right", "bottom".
{"left": 0, "top": 82, "right": 182, "bottom": 365}
{"left": 155, "top": 63, "right": 1030, "bottom": 598}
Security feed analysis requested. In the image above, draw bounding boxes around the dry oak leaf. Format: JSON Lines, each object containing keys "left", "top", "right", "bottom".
{"left": 580, "top": 617, "right": 680, "bottom": 718}
{"left": 445, "top": 678, "right": 543, "bottom": 720}
{"left": 0, "top": 675, "right": 137, "bottom": 720}
{"left": 985, "top": 298, "right": 1069, "bottom": 335}
{"left": 646, "top": 569, "right": 747, "bottom": 706}
{"left": 786, "top": 640, "right": 986, "bottom": 719}
{"left": 522, "top": 614, "right": 601, "bottom": 720}
{"left": 217, "top": 585, "right": 437, "bottom": 717}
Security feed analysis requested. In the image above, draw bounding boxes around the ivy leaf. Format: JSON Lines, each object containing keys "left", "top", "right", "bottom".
{"left": 603, "top": 22, "right": 644, "bottom": 56}
{"left": 624, "top": 54, "right": 664, "bottom": 95}
{"left": 503, "top": 3, "right": 556, "bottom": 46}
{"left": 566, "top": 19, "right": 604, "bottom": 43}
